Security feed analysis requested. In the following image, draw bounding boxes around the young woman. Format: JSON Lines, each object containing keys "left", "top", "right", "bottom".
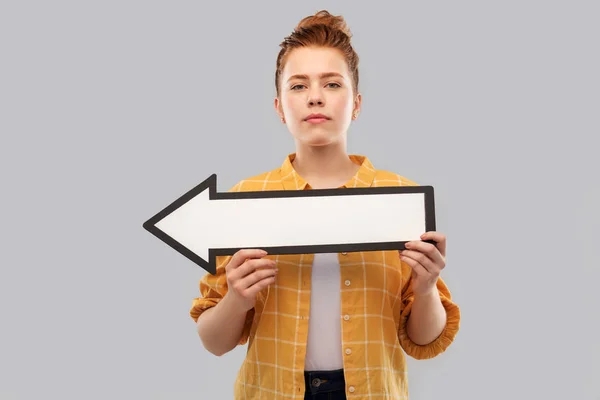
{"left": 191, "top": 10, "right": 460, "bottom": 400}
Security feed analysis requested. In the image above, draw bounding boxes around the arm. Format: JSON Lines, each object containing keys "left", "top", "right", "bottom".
{"left": 397, "top": 232, "right": 460, "bottom": 358}
{"left": 406, "top": 288, "right": 447, "bottom": 345}
{"left": 191, "top": 249, "right": 277, "bottom": 356}
{"left": 196, "top": 292, "right": 252, "bottom": 356}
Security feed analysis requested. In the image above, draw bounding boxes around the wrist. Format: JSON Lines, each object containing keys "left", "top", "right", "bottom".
{"left": 413, "top": 287, "right": 440, "bottom": 300}
{"left": 222, "top": 291, "right": 252, "bottom": 316}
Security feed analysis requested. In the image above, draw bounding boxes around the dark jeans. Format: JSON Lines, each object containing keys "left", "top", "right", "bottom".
{"left": 304, "top": 368, "right": 347, "bottom": 400}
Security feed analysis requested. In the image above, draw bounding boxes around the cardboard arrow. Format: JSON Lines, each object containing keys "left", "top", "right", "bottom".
{"left": 143, "top": 174, "right": 436, "bottom": 274}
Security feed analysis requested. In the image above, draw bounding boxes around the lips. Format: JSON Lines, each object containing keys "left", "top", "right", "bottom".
{"left": 305, "top": 118, "right": 329, "bottom": 124}
{"left": 304, "top": 113, "right": 330, "bottom": 122}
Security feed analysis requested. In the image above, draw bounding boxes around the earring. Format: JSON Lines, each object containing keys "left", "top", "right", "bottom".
{"left": 353, "top": 112, "right": 358, "bottom": 119}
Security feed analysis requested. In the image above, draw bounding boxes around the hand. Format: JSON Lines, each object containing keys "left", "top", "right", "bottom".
{"left": 224, "top": 249, "right": 278, "bottom": 312}
{"left": 399, "top": 232, "right": 446, "bottom": 296}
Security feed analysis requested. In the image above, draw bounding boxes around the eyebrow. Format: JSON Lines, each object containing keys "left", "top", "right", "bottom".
{"left": 286, "top": 72, "right": 345, "bottom": 82}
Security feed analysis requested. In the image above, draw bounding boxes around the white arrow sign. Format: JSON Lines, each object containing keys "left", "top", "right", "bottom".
{"left": 143, "top": 174, "right": 436, "bottom": 274}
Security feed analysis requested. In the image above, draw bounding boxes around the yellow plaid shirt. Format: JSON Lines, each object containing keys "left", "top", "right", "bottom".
{"left": 190, "top": 153, "right": 460, "bottom": 399}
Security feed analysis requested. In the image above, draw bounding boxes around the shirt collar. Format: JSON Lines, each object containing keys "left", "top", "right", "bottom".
{"left": 279, "top": 153, "right": 377, "bottom": 190}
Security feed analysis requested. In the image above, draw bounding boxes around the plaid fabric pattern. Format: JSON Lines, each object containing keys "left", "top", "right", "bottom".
{"left": 190, "top": 153, "right": 460, "bottom": 399}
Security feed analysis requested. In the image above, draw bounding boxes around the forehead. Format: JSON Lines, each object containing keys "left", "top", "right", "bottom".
{"left": 282, "top": 46, "right": 349, "bottom": 78}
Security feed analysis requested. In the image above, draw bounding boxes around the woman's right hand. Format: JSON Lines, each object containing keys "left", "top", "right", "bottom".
{"left": 224, "top": 249, "right": 278, "bottom": 312}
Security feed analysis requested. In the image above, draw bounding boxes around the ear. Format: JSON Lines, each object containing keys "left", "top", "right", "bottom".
{"left": 274, "top": 97, "right": 285, "bottom": 123}
{"left": 352, "top": 93, "right": 362, "bottom": 119}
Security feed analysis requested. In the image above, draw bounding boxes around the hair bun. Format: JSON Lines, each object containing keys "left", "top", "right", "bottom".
{"left": 295, "top": 10, "right": 352, "bottom": 37}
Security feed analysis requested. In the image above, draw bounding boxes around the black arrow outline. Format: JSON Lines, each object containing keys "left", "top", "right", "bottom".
{"left": 143, "top": 174, "right": 436, "bottom": 274}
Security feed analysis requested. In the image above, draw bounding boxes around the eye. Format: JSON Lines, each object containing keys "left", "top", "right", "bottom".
{"left": 327, "top": 82, "right": 341, "bottom": 88}
{"left": 290, "top": 84, "right": 305, "bottom": 90}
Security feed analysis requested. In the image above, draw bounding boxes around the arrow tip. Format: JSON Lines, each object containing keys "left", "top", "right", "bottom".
{"left": 142, "top": 219, "right": 153, "bottom": 231}
{"left": 142, "top": 173, "right": 221, "bottom": 274}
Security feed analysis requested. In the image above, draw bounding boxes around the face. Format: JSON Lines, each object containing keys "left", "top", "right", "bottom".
{"left": 274, "top": 46, "right": 361, "bottom": 147}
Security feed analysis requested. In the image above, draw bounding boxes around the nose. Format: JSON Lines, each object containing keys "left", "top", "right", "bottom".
{"left": 307, "top": 89, "right": 324, "bottom": 106}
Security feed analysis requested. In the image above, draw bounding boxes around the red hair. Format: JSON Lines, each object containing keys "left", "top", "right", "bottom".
{"left": 275, "top": 10, "right": 360, "bottom": 98}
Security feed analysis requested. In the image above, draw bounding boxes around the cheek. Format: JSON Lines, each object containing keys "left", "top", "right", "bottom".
{"left": 282, "top": 100, "right": 298, "bottom": 120}
{"left": 332, "top": 96, "right": 353, "bottom": 114}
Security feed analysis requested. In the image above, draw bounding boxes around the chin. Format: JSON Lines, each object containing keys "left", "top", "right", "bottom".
{"left": 295, "top": 130, "right": 340, "bottom": 147}
{"left": 305, "top": 140, "right": 334, "bottom": 148}
{"left": 299, "top": 137, "right": 337, "bottom": 148}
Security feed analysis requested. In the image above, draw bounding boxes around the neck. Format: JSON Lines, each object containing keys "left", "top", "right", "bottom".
{"left": 292, "top": 142, "right": 360, "bottom": 189}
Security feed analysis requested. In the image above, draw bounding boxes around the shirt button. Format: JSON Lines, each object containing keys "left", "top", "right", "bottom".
{"left": 349, "top": 386, "right": 355, "bottom": 393}
{"left": 343, "top": 315, "right": 350, "bottom": 321}
{"left": 344, "top": 280, "right": 351, "bottom": 286}
{"left": 345, "top": 348, "right": 352, "bottom": 355}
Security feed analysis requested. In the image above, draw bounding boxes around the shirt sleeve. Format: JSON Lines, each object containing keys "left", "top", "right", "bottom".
{"left": 397, "top": 261, "right": 461, "bottom": 360}
{"left": 188, "top": 181, "right": 254, "bottom": 346}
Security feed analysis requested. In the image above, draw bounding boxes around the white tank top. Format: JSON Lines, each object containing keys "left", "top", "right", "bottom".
{"left": 304, "top": 253, "right": 344, "bottom": 371}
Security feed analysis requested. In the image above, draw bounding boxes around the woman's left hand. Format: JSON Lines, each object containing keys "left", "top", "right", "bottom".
{"left": 399, "top": 232, "right": 446, "bottom": 296}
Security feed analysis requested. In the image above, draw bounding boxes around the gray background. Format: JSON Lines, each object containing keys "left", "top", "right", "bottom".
{"left": 1, "top": 1, "right": 598, "bottom": 399}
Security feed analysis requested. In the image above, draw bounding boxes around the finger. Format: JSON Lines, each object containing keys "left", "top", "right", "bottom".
{"left": 238, "top": 267, "right": 278, "bottom": 291}
{"left": 245, "top": 275, "right": 277, "bottom": 297}
{"left": 400, "top": 253, "right": 429, "bottom": 277}
{"left": 235, "top": 258, "right": 277, "bottom": 279}
{"left": 400, "top": 250, "right": 440, "bottom": 275}
{"left": 227, "top": 249, "right": 268, "bottom": 271}
{"left": 405, "top": 240, "right": 444, "bottom": 267}
{"left": 420, "top": 231, "right": 446, "bottom": 257}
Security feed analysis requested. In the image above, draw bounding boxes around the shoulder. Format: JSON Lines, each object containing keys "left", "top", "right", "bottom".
{"left": 372, "top": 168, "right": 419, "bottom": 187}
{"left": 227, "top": 168, "right": 283, "bottom": 192}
